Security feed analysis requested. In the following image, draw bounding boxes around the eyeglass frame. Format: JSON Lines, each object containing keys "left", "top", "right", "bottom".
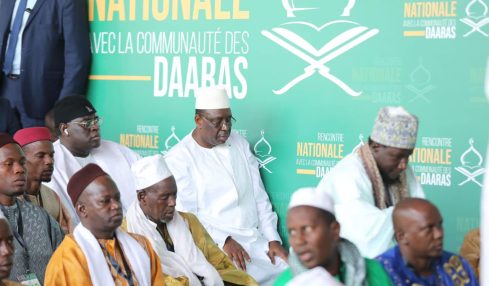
{"left": 199, "top": 114, "right": 236, "bottom": 129}
{"left": 69, "top": 116, "right": 103, "bottom": 129}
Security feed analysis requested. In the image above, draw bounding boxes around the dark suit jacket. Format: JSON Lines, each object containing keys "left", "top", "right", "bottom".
{"left": 0, "top": 97, "right": 20, "bottom": 135}
{"left": 0, "top": 0, "right": 91, "bottom": 119}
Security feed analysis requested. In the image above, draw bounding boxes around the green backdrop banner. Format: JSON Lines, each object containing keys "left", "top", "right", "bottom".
{"left": 87, "top": 0, "right": 489, "bottom": 252}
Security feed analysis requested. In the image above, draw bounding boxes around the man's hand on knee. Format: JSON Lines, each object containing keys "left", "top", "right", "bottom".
{"left": 223, "top": 236, "right": 251, "bottom": 271}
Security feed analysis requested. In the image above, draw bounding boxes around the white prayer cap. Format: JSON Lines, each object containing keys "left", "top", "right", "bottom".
{"left": 370, "top": 106, "right": 418, "bottom": 150}
{"left": 195, "top": 86, "right": 230, "bottom": 109}
{"left": 288, "top": 188, "right": 335, "bottom": 214}
{"left": 131, "top": 154, "right": 173, "bottom": 191}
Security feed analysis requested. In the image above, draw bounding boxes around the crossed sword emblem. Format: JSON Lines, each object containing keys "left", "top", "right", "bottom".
{"left": 261, "top": 24, "right": 379, "bottom": 96}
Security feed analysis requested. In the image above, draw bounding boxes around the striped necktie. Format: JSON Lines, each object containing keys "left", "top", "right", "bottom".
{"left": 3, "top": 0, "right": 29, "bottom": 75}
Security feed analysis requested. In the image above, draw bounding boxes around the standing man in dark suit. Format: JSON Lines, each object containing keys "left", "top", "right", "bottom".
{"left": 0, "top": 0, "right": 91, "bottom": 127}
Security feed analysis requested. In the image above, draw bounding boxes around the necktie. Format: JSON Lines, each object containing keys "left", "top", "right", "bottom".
{"left": 3, "top": 0, "right": 29, "bottom": 75}
{"left": 157, "top": 223, "right": 175, "bottom": 252}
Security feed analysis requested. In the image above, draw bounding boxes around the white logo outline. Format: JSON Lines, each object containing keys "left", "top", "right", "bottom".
{"left": 261, "top": 1, "right": 379, "bottom": 96}
{"left": 405, "top": 58, "right": 436, "bottom": 103}
{"left": 254, "top": 130, "right": 277, "bottom": 173}
{"left": 455, "top": 138, "right": 485, "bottom": 187}
{"left": 161, "top": 126, "right": 181, "bottom": 155}
{"left": 460, "top": 0, "right": 489, "bottom": 37}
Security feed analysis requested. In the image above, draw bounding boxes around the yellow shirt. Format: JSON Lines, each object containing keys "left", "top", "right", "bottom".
{"left": 44, "top": 233, "right": 165, "bottom": 286}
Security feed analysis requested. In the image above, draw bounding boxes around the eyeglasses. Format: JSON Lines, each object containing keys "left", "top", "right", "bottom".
{"left": 70, "top": 116, "right": 103, "bottom": 129}
{"left": 200, "top": 115, "right": 236, "bottom": 129}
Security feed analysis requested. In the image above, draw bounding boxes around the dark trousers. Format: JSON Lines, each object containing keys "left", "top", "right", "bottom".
{"left": 1, "top": 74, "right": 45, "bottom": 127}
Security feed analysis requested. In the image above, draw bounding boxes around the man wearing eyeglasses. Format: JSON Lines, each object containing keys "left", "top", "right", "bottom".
{"left": 45, "top": 96, "right": 140, "bottom": 225}
{"left": 165, "top": 87, "right": 288, "bottom": 286}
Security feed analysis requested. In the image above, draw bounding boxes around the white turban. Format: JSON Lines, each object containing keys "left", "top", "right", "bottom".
{"left": 131, "top": 154, "right": 172, "bottom": 191}
{"left": 195, "top": 86, "right": 230, "bottom": 109}
{"left": 288, "top": 187, "right": 335, "bottom": 214}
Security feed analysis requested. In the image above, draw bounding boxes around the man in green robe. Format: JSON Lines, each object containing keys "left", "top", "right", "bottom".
{"left": 274, "top": 188, "right": 392, "bottom": 286}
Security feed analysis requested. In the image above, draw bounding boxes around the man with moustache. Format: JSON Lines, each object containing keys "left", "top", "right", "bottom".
{"left": 377, "top": 198, "right": 478, "bottom": 285}
{"left": 127, "top": 154, "right": 257, "bottom": 286}
{"left": 165, "top": 86, "right": 287, "bottom": 286}
{"left": 0, "top": 133, "right": 63, "bottom": 285}
{"left": 317, "top": 106, "right": 425, "bottom": 258}
{"left": 45, "top": 163, "right": 165, "bottom": 285}
{"left": 13, "top": 127, "right": 71, "bottom": 233}
{"left": 275, "top": 188, "right": 392, "bottom": 285}
{"left": 45, "top": 96, "right": 140, "bottom": 225}
{"left": 0, "top": 209, "right": 22, "bottom": 286}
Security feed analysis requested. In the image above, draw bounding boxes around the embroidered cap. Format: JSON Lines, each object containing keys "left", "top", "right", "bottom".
{"left": 0, "top": 133, "right": 18, "bottom": 149}
{"left": 195, "top": 86, "right": 230, "bottom": 109}
{"left": 14, "top": 127, "right": 52, "bottom": 147}
{"left": 68, "top": 163, "right": 108, "bottom": 206}
{"left": 53, "top": 95, "right": 96, "bottom": 127}
{"left": 132, "top": 154, "right": 173, "bottom": 191}
{"left": 370, "top": 106, "right": 418, "bottom": 150}
{"left": 288, "top": 187, "right": 335, "bottom": 215}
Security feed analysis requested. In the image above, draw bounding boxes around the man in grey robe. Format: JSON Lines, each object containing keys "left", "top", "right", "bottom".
{"left": 0, "top": 133, "right": 63, "bottom": 285}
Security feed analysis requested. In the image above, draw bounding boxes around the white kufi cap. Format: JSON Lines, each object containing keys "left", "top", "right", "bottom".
{"left": 131, "top": 154, "right": 173, "bottom": 191}
{"left": 288, "top": 187, "right": 335, "bottom": 214}
{"left": 195, "top": 86, "right": 230, "bottom": 109}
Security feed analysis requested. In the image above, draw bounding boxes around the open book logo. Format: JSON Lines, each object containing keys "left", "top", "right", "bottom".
{"left": 254, "top": 130, "right": 276, "bottom": 173}
{"left": 405, "top": 58, "right": 436, "bottom": 103}
{"left": 455, "top": 138, "right": 485, "bottom": 187}
{"left": 261, "top": 0, "right": 379, "bottom": 96}
{"left": 460, "top": 0, "right": 489, "bottom": 37}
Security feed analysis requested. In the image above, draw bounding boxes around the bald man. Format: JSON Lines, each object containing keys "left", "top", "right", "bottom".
{"left": 377, "top": 198, "right": 478, "bottom": 285}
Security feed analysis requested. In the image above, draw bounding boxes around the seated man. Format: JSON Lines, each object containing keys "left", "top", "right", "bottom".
{"left": 0, "top": 133, "right": 64, "bottom": 285}
{"left": 126, "top": 154, "right": 258, "bottom": 286}
{"left": 0, "top": 209, "right": 22, "bottom": 286}
{"left": 13, "top": 127, "right": 72, "bottom": 233}
{"left": 275, "top": 188, "right": 392, "bottom": 285}
{"left": 46, "top": 96, "right": 140, "bottom": 224}
{"left": 165, "top": 87, "right": 287, "bottom": 286}
{"left": 45, "top": 163, "right": 165, "bottom": 285}
{"left": 377, "top": 198, "right": 478, "bottom": 285}
{"left": 317, "top": 106, "right": 425, "bottom": 258}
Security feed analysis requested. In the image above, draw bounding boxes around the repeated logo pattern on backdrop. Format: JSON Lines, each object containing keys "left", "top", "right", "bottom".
{"left": 88, "top": 0, "right": 489, "bottom": 251}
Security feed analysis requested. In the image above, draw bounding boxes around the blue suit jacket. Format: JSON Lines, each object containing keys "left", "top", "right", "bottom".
{"left": 0, "top": 0, "right": 91, "bottom": 119}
